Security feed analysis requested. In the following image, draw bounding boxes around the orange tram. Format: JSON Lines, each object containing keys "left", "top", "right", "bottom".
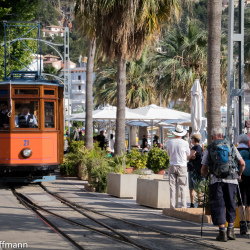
{"left": 0, "top": 71, "right": 64, "bottom": 182}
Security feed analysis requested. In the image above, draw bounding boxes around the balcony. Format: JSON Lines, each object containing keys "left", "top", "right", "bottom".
{"left": 72, "top": 80, "right": 85, "bottom": 85}
{"left": 71, "top": 89, "right": 85, "bottom": 94}
{"left": 72, "top": 99, "right": 85, "bottom": 104}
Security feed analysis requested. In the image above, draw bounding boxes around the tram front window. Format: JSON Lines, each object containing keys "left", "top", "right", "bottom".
{"left": 0, "top": 101, "right": 9, "bottom": 130}
{"left": 15, "top": 101, "right": 39, "bottom": 128}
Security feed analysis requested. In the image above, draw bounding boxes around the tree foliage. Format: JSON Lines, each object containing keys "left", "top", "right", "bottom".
{"left": 0, "top": 0, "right": 39, "bottom": 80}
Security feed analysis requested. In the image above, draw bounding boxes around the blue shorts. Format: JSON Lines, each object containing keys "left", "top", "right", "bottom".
{"left": 188, "top": 170, "right": 203, "bottom": 190}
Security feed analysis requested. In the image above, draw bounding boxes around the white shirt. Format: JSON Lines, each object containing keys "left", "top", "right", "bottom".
{"left": 167, "top": 138, "right": 190, "bottom": 166}
{"left": 15, "top": 113, "right": 38, "bottom": 126}
{"left": 110, "top": 139, "right": 115, "bottom": 151}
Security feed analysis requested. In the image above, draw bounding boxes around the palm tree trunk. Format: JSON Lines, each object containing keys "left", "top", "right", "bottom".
{"left": 115, "top": 53, "right": 126, "bottom": 155}
{"left": 207, "top": 0, "right": 222, "bottom": 145}
{"left": 85, "top": 38, "right": 96, "bottom": 149}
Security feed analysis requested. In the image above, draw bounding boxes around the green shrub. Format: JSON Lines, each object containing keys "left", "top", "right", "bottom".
{"left": 126, "top": 148, "right": 148, "bottom": 169}
{"left": 60, "top": 141, "right": 86, "bottom": 177}
{"left": 60, "top": 160, "right": 77, "bottom": 176}
{"left": 68, "top": 140, "right": 85, "bottom": 154}
{"left": 86, "top": 157, "right": 114, "bottom": 192}
{"left": 146, "top": 146, "right": 169, "bottom": 173}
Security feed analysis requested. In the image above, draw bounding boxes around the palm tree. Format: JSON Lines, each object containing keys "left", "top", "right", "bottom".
{"left": 152, "top": 20, "right": 208, "bottom": 109}
{"left": 75, "top": 1, "right": 98, "bottom": 149}
{"left": 97, "top": 0, "right": 180, "bottom": 155}
{"left": 207, "top": 0, "right": 222, "bottom": 145}
{"left": 93, "top": 49, "right": 156, "bottom": 108}
{"left": 43, "top": 65, "right": 63, "bottom": 81}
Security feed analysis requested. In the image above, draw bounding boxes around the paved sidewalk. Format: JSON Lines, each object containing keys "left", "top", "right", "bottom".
{"left": 43, "top": 175, "right": 250, "bottom": 250}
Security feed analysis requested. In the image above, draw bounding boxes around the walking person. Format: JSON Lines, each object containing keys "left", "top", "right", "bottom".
{"left": 236, "top": 134, "right": 250, "bottom": 234}
{"left": 201, "top": 128, "right": 245, "bottom": 242}
{"left": 187, "top": 133, "right": 203, "bottom": 208}
{"left": 167, "top": 125, "right": 190, "bottom": 208}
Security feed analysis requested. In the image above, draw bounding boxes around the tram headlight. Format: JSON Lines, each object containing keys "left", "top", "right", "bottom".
{"left": 21, "top": 148, "right": 32, "bottom": 158}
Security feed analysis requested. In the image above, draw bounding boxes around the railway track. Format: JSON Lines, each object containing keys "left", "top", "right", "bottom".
{"left": 11, "top": 184, "right": 224, "bottom": 250}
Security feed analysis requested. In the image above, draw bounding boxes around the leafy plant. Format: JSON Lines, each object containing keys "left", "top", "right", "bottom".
{"left": 60, "top": 160, "right": 77, "bottom": 176}
{"left": 86, "top": 157, "right": 113, "bottom": 192}
{"left": 60, "top": 141, "right": 86, "bottom": 177}
{"left": 194, "top": 177, "right": 210, "bottom": 208}
{"left": 107, "top": 154, "right": 127, "bottom": 173}
{"left": 146, "top": 146, "right": 169, "bottom": 173}
{"left": 126, "top": 148, "right": 148, "bottom": 169}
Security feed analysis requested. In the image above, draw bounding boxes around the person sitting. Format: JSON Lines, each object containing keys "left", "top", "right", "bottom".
{"left": 0, "top": 101, "right": 9, "bottom": 129}
{"left": 106, "top": 147, "right": 112, "bottom": 157}
{"left": 153, "top": 135, "right": 159, "bottom": 147}
{"left": 15, "top": 105, "right": 38, "bottom": 128}
{"left": 142, "top": 144, "right": 150, "bottom": 154}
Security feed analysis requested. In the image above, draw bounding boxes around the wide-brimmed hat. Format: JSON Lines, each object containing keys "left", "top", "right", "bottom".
{"left": 191, "top": 133, "right": 201, "bottom": 141}
{"left": 172, "top": 125, "right": 187, "bottom": 137}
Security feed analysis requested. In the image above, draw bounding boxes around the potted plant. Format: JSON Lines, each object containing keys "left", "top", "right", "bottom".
{"left": 126, "top": 148, "right": 148, "bottom": 173}
{"left": 60, "top": 140, "right": 87, "bottom": 179}
{"left": 146, "top": 146, "right": 169, "bottom": 174}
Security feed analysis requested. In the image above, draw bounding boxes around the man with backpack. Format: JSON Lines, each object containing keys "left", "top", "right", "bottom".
{"left": 201, "top": 128, "right": 245, "bottom": 242}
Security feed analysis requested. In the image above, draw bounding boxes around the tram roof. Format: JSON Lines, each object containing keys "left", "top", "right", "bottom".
{"left": 0, "top": 71, "right": 63, "bottom": 87}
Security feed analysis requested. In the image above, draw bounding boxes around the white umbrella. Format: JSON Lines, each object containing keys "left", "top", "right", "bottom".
{"left": 191, "top": 79, "right": 203, "bottom": 137}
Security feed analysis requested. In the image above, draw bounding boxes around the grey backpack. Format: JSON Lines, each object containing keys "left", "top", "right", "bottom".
{"left": 208, "top": 138, "right": 237, "bottom": 178}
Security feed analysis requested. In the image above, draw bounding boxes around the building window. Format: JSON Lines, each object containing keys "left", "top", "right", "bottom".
{"left": 78, "top": 75, "right": 81, "bottom": 80}
{"left": 78, "top": 85, "right": 81, "bottom": 90}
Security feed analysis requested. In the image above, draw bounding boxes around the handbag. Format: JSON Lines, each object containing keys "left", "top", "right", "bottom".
{"left": 187, "top": 161, "right": 194, "bottom": 172}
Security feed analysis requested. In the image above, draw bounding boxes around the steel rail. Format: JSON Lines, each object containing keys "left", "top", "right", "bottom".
{"left": 40, "top": 184, "right": 223, "bottom": 250}
{"left": 11, "top": 187, "right": 85, "bottom": 250}
{"left": 12, "top": 187, "right": 146, "bottom": 250}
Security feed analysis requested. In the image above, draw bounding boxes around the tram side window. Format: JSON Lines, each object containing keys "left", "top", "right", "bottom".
{"left": 15, "top": 101, "right": 39, "bottom": 128}
{"left": 0, "top": 101, "right": 9, "bottom": 130}
{"left": 45, "top": 102, "right": 55, "bottom": 128}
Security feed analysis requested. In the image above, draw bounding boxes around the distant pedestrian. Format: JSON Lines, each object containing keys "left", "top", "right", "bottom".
{"left": 96, "top": 130, "right": 106, "bottom": 150}
{"left": 73, "top": 128, "right": 80, "bottom": 141}
{"left": 236, "top": 134, "right": 250, "bottom": 235}
{"left": 158, "top": 143, "right": 163, "bottom": 150}
{"left": 167, "top": 125, "right": 190, "bottom": 208}
{"left": 142, "top": 135, "right": 148, "bottom": 149}
{"left": 110, "top": 134, "right": 115, "bottom": 152}
{"left": 201, "top": 128, "right": 245, "bottom": 242}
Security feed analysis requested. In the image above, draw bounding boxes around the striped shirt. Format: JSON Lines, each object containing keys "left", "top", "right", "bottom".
{"left": 201, "top": 145, "right": 242, "bottom": 185}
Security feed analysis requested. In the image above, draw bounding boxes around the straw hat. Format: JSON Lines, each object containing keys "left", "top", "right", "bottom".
{"left": 172, "top": 125, "right": 187, "bottom": 137}
{"left": 191, "top": 133, "right": 201, "bottom": 141}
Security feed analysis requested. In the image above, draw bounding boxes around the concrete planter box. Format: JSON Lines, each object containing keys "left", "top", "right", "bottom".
{"left": 136, "top": 179, "right": 170, "bottom": 209}
{"left": 107, "top": 173, "right": 139, "bottom": 199}
{"left": 139, "top": 174, "right": 164, "bottom": 180}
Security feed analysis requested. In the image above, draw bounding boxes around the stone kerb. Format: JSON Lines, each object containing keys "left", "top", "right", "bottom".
{"left": 163, "top": 208, "right": 212, "bottom": 223}
{"left": 107, "top": 173, "right": 139, "bottom": 199}
{"left": 136, "top": 178, "right": 170, "bottom": 208}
